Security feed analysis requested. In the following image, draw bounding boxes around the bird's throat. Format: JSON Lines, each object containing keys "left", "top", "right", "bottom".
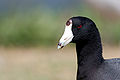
{"left": 76, "top": 41, "right": 104, "bottom": 80}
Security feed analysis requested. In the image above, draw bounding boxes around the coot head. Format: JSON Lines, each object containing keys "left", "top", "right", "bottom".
{"left": 58, "top": 16, "right": 99, "bottom": 49}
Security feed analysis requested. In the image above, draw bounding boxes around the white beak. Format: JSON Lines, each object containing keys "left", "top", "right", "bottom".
{"left": 58, "top": 20, "right": 74, "bottom": 49}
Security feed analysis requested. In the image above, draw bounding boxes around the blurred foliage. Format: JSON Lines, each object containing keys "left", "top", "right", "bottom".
{"left": 0, "top": 9, "right": 63, "bottom": 46}
{"left": 0, "top": 6, "right": 120, "bottom": 46}
{"left": 72, "top": 7, "right": 120, "bottom": 45}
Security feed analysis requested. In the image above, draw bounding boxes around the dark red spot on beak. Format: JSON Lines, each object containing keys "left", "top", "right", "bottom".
{"left": 66, "top": 20, "right": 71, "bottom": 26}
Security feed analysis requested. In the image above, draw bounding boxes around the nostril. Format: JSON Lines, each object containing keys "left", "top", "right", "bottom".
{"left": 64, "top": 37, "right": 68, "bottom": 40}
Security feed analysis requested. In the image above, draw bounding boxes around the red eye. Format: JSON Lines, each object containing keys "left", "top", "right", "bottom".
{"left": 77, "top": 25, "right": 82, "bottom": 28}
{"left": 66, "top": 20, "right": 71, "bottom": 26}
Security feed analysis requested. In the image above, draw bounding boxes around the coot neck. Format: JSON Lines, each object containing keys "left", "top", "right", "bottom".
{"left": 76, "top": 36, "right": 104, "bottom": 80}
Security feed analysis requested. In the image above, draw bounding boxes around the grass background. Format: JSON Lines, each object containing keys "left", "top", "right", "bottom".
{"left": 0, "top": 6, "right": 120, "bottom": 46}
{"left": 0, "top": 46, "right": 120, "bottom": 80}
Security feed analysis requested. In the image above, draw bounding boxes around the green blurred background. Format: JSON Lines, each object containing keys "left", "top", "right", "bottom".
{"left": 0, "top": 0, "right": 120, "bottom": 80}
{"left": 0, "top": 0, "right": 120, "bottom": 46}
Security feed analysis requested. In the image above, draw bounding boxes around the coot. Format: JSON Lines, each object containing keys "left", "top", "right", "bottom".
{"left": 58, "top": 16, "right": 120, "bottom": 80}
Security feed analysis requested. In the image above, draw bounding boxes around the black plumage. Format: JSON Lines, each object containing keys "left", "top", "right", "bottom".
{"left": 58, "top": 16, "right": 120, "bottom": 80}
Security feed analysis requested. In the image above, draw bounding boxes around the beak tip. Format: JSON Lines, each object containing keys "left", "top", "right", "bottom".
{"left": 57, "top": 45, "right": 64, "bottom": 49}
{"left": 57, "top": 42, "right": 62, "bottom": 49}
{"left": 57, "top": 45, "right": 61, "bottom": 49}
